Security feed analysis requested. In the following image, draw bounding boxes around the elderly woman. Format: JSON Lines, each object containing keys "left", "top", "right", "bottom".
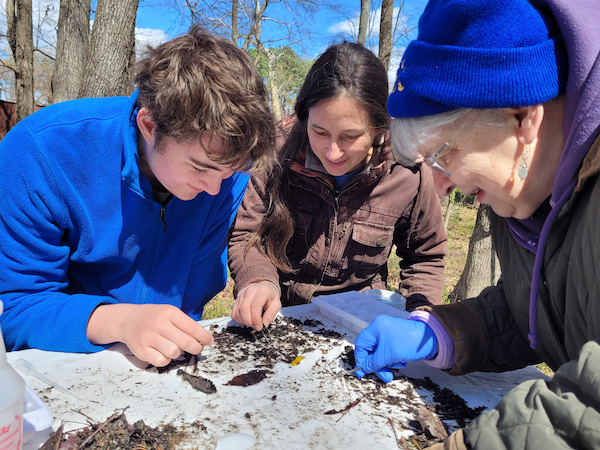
{"left": 354, "top": 0, "right": 600, "bottom": 448}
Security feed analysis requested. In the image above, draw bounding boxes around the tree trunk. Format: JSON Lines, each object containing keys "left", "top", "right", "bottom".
{"left": 267, "top": 49, "right": 281, "bottom": 123}
{"left": 231, "top": 0, "right": 238, "bottom": 42}
{"left": 448, "top": 205, "right": 501, "bottom": 302}
{"left": 6, "top": 0, "right": 35, "bottom": 123}
{"left": 7, "top": 0, "right": 35, "bottom": 122}
{"left": 442, "top": 191, "right": 454, "bottom": 233}
{"left": 117, "top": 21, "right": 137, "bottom": 97}
{"left": 52, "top": 0, "right": 91, "bottom": 103}
{"left": 6, "top": 0, "right": 17, "bottom": 56}
{"left": 357, "top": 0, "right": 369, "bottom": 46}
{"left": 78, "top": 0, "right": 138, "bottom": 98}
{"left": 378, "top": 0, "right": 394, "bottom": 70}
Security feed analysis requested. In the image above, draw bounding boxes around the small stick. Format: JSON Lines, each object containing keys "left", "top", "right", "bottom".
{"left": 387, "top": 418, "right": 402, "bottom": 449}
{"left": 335, "top": 397, "right": 362, "bottom": 422}
{"left": 70, "top": 408, "right": 97, "bottom": 424}
{"left": 373, "top": 414, "right": 404, "bottom": 449}
{"left": 335, "top": 366, "right": 362, "bottom": 378}
{"left": 52, "top": 424, "right": 64, "bottom": 450}
{"left": 412, "top": 439, "right": 423, "bottom": 450}
{"left": 76, "top": 409, "right": 127, "bottom": 450}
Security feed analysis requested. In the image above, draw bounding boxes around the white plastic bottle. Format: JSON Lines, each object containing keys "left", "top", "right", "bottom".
{"left": 0, "top": 301, "right": 25, "bottom": 450}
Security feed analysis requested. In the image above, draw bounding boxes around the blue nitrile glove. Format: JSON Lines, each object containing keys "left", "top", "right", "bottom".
{"left": 354, "top": 315, "right": 437, "bottom": 383}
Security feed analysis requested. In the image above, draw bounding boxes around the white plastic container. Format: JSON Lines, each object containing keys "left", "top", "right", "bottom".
{"left": 22, "top": 385, "right": 53, "bottom": 444}
{"left": 362, "top": 289, "right": 407, "bottom": 310}
{"left": 312, "top": 291, "right": 409, "bottom": 333}
{"left": 0, "top": 302, "right": 25, "bottom": 450}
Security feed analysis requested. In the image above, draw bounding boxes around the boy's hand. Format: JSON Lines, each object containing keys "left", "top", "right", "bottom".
{"left": 87, "top": 303, "right": 214, "bottom": 367}
{"left": 232, "top": 281, "right": 281, "bottom": 331}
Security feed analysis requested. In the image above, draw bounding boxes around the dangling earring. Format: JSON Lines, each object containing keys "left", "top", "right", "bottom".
{"left": 518, "top": 144, "right": 529, "bottom": 182}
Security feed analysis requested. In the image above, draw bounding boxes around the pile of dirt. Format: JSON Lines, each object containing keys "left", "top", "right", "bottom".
{"left": 41, "top": 411, "right": 188, "bottom": 450}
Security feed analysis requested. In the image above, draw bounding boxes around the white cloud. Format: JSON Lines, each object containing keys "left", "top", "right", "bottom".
{"left": 135, "top": 27, "right": 170, "bottom": 57}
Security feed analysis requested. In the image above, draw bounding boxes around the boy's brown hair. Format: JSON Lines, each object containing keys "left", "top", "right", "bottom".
{"left": 134, "top": 24, "right": 275, "bottom": 173}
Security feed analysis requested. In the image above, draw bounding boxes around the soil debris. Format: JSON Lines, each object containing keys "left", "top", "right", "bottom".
{"left": 225, "top": 369, "right": 274, "bottom": 387}
{"left": 210, "top": 316, "right": 342, "bottom": 367}
{"left": 41, "top": 412, "right": 187, "bottom": 450}
{"left": 177, "top": 368, "right": 217, "bottom": 394}
{"left": 406, "top": 376, "right": 485, "bottom": 427}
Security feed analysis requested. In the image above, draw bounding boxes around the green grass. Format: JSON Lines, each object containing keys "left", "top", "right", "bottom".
{"left": 202, "top": 278, "right": 235, "bottom": 320}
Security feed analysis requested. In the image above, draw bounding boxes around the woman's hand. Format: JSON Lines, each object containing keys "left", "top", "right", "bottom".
{"left": 232, "top": 281, "right": 281, "bottom": 331}
{"left": 87, "top": 303, "right": 214, "bottom": 367}
{"left": 354, "top": 315, "right": 437, "bottom": 383}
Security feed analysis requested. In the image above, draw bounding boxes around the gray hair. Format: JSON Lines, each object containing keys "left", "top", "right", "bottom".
{"left": 390, "top": 108, "right": 508, "bottom": 166}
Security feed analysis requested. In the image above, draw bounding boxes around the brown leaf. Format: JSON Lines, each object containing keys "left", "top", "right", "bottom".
{"left": 417, "top": 405, "right": 448, "bottom": 440}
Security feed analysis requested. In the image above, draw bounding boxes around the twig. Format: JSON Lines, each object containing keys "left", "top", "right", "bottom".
{"left": 323, "top": 397, "right": 362, "bottom": 422}
{"left": 336, "top": 397, "right": 361, "bottom": 422}
{"left": 374, "top": 414, "right": 405, "bottom": 449}
{"left": 71, "top": 408, "right": 97, "bottom": 424}
{"left": 412, "top": 439, "right": 423, "bottom": 450}
{"left": 375, "top": 414, "right": 423, "bottom": 435}
{"left": 387, "top": 418, "right": 402, "bottom": 449}
{"left": 76, "top": 408, "right": 128, "bottom": 450}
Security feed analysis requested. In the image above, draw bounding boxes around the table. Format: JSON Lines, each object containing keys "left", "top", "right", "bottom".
{"left": 9, "top": 304, "right": 549, "bottom": 450}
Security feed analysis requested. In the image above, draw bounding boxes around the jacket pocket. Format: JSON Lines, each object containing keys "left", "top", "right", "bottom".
{"left": 350, "top": 221, "right": 394, "bottom": 277}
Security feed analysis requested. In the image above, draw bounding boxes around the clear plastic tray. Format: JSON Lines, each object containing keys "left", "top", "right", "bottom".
{"left": 312, "top": 291, "right": 410, "bottom": 333}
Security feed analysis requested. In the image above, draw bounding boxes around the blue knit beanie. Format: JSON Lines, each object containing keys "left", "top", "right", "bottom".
{"left": 387, "top": 0, "right": 568, "bottom": 118}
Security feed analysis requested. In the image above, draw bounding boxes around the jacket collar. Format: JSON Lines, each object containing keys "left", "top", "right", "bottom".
{"left": 293, "top": 146, "right": 390, "bottom": 184}
{"left": 120, "top": 90, "right": 155, "bottom": 199}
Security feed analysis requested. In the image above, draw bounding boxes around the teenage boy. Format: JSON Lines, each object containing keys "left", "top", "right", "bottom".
{"left": 0, "top": 25, "right": 275, "bottom": 367}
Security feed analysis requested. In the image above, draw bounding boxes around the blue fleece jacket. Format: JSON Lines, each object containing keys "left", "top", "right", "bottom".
{"left": 0, "top": 92, "right": 249, "bottom": 353}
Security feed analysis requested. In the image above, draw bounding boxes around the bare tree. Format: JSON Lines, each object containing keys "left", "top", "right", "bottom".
{"left": 448, "top": 205, "right": 501, "bottom": 302}
{"left": 182, "top": 0, "right": 320, "bottom": 54}
{"left": 266, "top": 50, "right": 281, "bottom": 122}
{"left": 52, "top": 0, "right": 91, "bottom": 103}
{"left": 231, "top": 0, "right": 239, "bottom": 42}
{"left": 342, "top": 0, "right": 418, "bottom": 67}
{"left": 378, "top": 0, "right": 393, "bottom": 70}
{"left": 79, "top": 0, "right": 138, "bottom": 98}
{"left": 6, "top": 0, "right": 35, "bottom": 122}
{"left": 357, "top": 0, "right": 369, "bottom": 46}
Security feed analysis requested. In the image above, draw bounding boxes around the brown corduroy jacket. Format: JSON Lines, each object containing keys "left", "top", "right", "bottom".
{"left": 228, "top": 147, "right": 447, "bottom": 310}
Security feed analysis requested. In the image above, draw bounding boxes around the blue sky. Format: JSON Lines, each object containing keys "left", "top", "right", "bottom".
{"left": 135, "top": 0, "right": 427, "bottom": 80}
{"left": 0, "top": 0, "right": 426, "bottom": 87}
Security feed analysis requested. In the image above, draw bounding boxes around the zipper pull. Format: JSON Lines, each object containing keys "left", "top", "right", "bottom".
{"left": 339, "top": 221, "right": 350, "bottom": 240}
{"left": 160, "top": 206, "right": 167, "bottom": 232}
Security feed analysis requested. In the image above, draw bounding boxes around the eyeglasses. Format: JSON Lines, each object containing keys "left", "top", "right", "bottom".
{"left": 422, "top": 142, "right": 451, "bottom": 177}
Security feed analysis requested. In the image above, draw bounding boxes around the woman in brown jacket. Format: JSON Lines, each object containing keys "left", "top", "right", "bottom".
{"left": 228, "top": 42, "right": 447, "bottom": 330}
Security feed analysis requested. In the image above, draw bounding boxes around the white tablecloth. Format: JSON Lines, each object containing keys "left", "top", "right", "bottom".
{"left": 9, "top": 303, "right": 549, "bottom": 450}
